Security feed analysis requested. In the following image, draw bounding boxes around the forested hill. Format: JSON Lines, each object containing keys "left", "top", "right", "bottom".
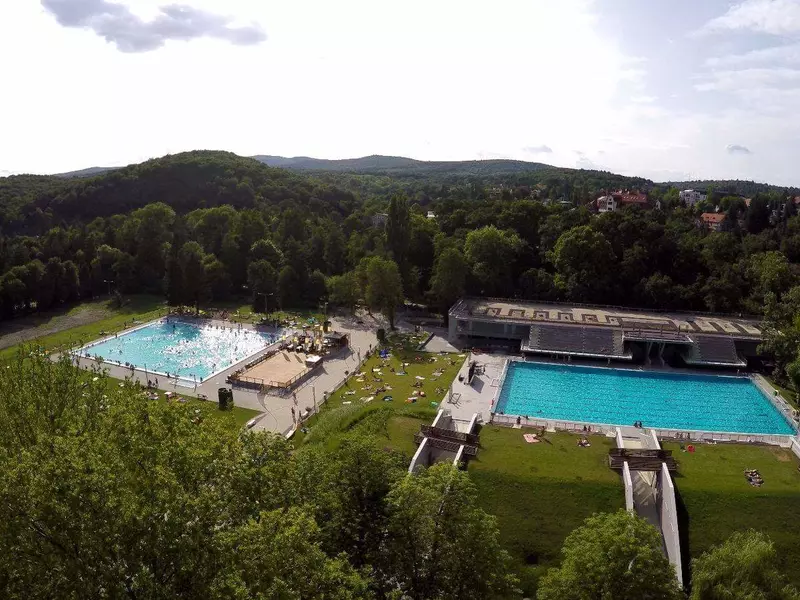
{"left": 0, "top": 151, "right": 357, "bottom": 233}
{"left": 664, "top": 179, "right": 798, "bottom": 197}
{"left": 252, "top": 154, "right": 555, "bottom": 176}
{"left": 1, "top": 148, "right": 799, "bottom": 327}
{"left": 55, "top": 166, "right": 117, "bottom": 178}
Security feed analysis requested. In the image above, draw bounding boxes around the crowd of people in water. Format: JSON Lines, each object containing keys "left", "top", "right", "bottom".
{"left": 77, "top": 317, "right": 282, "bottom": 386}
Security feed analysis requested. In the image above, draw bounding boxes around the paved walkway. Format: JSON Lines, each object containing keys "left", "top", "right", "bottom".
{"left": 422, "top": 328, "right": 464, "bottom": 353}
{"left": 247, "top": 316, "right": 378, "bottom": 434}
{"left": 444, "top": 353, "right": 503, "bottom": 423}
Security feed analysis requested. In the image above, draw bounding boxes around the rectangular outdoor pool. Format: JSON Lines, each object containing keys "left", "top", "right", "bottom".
{"left": 496, "top": 362, "right": 794, "bottom": 435}
{"left": 78, "top": 320, "right": 282, "bottom": 383}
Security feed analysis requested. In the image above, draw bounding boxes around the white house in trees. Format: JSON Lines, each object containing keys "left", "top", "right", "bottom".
{"left": 679, "top": 189, "right": 707, "bottom": 207}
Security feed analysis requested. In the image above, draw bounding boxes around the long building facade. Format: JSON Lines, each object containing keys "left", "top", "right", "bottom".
{"left": 448, "top": 298, "right": 763, "bottom": 368}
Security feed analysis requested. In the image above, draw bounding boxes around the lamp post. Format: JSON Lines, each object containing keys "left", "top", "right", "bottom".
{"left": 103, "top": 279, "right": 115, "bottom": 297}
{"left": 256, "top": 292, "right": 274, "bottom": 320}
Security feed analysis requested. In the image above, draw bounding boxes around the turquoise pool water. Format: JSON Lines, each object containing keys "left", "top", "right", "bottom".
{"left": 79, "top": 320, "right": 280, "bottom": 382}
{"left": 496, "top": 362, "right": 794, "bottom": 435}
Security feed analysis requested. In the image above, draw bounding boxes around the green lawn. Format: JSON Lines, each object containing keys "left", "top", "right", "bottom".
{"left": 0, "top": 295, "right": 166, "bottom": 361}
{"left": 211, "top": 299, "right": 324, "bottom": 326}
{"left": 469, "top": 427, "right": 624, "bottom": 597}
{"left": 105, "top": 376, "right": 261, "bottom": 430}
{"left": 295, "top": 336, "right": 464, "bottom": 447}
{"left": 384, "top": 415, "right": 424, "bottom": 456}
{"left": 324, "top": 350, "right": 464, "bottom": 412}
{"left": 663, "top": 441, "right": 800, "bottom": 586}
{"left": 766, "top": 376, "right": 798, "bottom": 409}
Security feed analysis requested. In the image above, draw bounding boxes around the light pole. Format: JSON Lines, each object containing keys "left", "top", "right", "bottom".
{"left": 256, "top": 292, "right": 274, "bottom": 320}
{"left": 103, "top": 279, "right": 115, "bottom": 297}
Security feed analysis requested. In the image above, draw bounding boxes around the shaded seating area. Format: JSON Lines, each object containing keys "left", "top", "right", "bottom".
{"left": 608, "top": 448, "right": 677, "bottom": 471}
{"left": 323, "top": 331, "right": 349, "bottom": 350}
{"left": 684, "top": 335, "right": 745, "bottom": 367}
{"left": 523, "top": 324, "right": 629, "bottom": 358}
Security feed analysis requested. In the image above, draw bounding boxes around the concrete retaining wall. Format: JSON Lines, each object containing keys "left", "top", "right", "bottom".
{"left": 623, "top": 461, "right": 634, "bottom": 512}
{"left": 492, "top": 414, "right": 793, "bottom": 447}
{"left": 408, "top": 437, "right": 430, "bottom": 473}
{"left": 791, "top": 437, "right": 800, "bottom": 460}
{"left": 659, "top": 463, "right": 683, "bottom": 587}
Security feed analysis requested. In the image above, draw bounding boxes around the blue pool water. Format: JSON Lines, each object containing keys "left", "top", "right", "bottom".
{"left": 496, "top": 362, "right": 794, "bottom": 435}
{"left": 79, "top": 320, "right": 280, "bottom": 382}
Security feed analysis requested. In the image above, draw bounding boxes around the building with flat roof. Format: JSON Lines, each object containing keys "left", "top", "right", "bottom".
{"left": 679, "top": 189, "right": 707, "bottom": 207}
{"left": 448, "top": 297, "right": 763, "bottom": 368}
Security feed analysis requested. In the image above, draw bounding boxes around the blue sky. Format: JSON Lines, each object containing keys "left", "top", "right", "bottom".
{"left": 2, "top": 0, "right": 800, "bottom": 185}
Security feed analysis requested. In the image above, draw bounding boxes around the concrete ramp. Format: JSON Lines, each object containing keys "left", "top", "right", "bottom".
{"left": 615, "top": 427, "right": 683, "bottom": 587}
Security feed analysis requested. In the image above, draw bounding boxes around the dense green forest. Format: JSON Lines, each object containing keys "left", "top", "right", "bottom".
{"left": 1, "top": 150, "right": 799, "bottom": 324}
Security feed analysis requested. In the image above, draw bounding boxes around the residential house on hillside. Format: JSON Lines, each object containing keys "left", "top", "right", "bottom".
{"left": 595, "top": 190, "right": 648, "bottom": 213}
{"left": 679, "top": 189, "right": 707, "bottom": 207}
{"left": 426, "top": 211, "right": 436, "bottom": 219}
{"left": 371, "top": 213, "right": 388, "bottom": 227}
{"left": 701, "top": 212, "right": 726, "bottom": 232}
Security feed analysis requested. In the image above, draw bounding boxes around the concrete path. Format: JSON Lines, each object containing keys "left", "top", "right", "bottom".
{"left": 247, "top": 316, "right": 378, "bottom": 434}
{"left": 445, "top": 353, "right": 503, "bottom": 422}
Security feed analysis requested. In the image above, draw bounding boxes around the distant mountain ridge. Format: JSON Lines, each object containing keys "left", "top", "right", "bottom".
{"left": 32, "top": 155, "right": 800, "bottom": 194}
{"left": 251, "top": 154, "right": 554, "bottom": 175}
{"left": 55, "top": 166, "right": 118, "bottom": 178}
{"left": 54, "top": 154, "right": 555, "bottom": 179}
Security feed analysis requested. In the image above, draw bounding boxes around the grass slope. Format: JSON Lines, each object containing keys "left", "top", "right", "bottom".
{"left": 0, "top": 295, "right": 166, "bottom": 361}
{"left": 469, "top": 427, "right": 623, "bottom": 596}
{"left": 664, "top": 441, "right": 800, "bottom": 586}
{"left": 297, "top": 334, "right": 465, "bottom": 447}
{"left": 103, "top": 375, "right": 260, "bottom": 430}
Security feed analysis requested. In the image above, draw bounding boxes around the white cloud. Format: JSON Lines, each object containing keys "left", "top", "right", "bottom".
{"left": 706, "top": 43, "right": 800, "bottom": 67}
{"left": 702, "top": 0, "right": 800, "bottom": 35}
{"left": 695, "top": 67, "right": 800, "bottom": 92}
{"left": 727, "top": 143, "right": 753, "bottom": 154}
{"left": 523, "top": 145, "right": 553, "bottom": 154}
{"left": 41, "top": 0, "right": 266, "bottom": 52}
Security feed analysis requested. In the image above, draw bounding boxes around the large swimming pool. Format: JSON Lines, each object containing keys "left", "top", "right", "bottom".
{"left": 79, "top": 320, "right": 281, "bottom": 383}
{"left": 496, "top": 362, "right": 794, "bottom": 435}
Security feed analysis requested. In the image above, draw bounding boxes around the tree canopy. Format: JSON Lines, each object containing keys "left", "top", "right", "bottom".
{"left": 537, "top": 511, "right": 682, "bottom": 600}
{"left": 690, "top": 531, "right": 800, "bottom": 600}
{"left": 0, "top": 351, "right": 512, "bottom": 599}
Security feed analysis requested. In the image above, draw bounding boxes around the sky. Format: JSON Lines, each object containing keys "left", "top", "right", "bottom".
{"left": 3, "top": 0, "right": 800, "bottom": 185}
